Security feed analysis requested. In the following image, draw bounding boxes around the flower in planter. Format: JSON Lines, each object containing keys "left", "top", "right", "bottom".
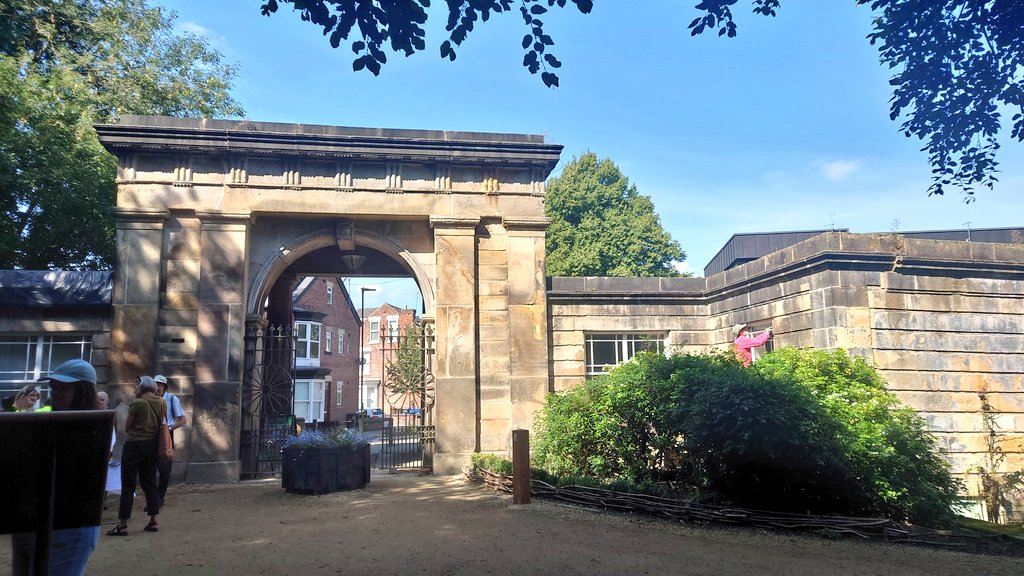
{"left": 282, "top": 428, "right": 372, "bottom": 494}
{"left": 283, "top": 428, "right": 369, "bottom": 450}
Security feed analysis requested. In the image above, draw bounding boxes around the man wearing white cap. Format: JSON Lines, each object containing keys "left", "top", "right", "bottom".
{"left": 153, "top": 375, "right": 185, "bottom": 506}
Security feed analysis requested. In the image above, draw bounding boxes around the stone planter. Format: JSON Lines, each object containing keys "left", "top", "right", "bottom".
{"left": 281, "top": 444, "right": 371, "bottom": 495}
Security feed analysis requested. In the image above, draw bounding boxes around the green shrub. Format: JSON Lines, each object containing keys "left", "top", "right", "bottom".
{"left": 674, "top": 353, "right": 856, "bottom": 514}
{"left": 754, "top": 348, "right": 963, "bottom": 524}
{"left": 531, "top": 375, "right": 613, "bottom": 477}
{"left": 532, "top": 352, "right": 686, "bottom": 481}
{"left": 532, "top": 348, "right": 962, "bottom": 526}
{"left": 471, "top": 453, "right": 513, "bottom": 476}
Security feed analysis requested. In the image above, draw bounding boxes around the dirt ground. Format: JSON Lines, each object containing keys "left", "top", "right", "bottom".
{"left": 4, "top": 472, "right": 1023, "bottom": 576}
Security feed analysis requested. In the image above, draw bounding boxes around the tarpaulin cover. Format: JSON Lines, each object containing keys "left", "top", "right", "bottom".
{"left": 0, "top": 270, "right": 112, "bottom": 306}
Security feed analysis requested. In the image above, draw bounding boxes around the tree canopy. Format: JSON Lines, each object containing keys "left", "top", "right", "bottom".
{"left": 260, "top": 0, "right": 1023, "bottom": 201}
{"left": 0, "top": 0, "right": 243, "bottom": 269}
{"left": 544, "top": 152, "right": 685, "bottom": 277}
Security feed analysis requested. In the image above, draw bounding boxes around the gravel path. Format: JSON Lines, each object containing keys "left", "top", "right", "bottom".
{"left": 4, "top": 472, "right": 1022, "bottom": 576}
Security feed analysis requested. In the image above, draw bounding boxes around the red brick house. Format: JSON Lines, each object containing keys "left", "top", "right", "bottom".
{"left": 291, "top": 277, "right": 361, "bottom": 425}
{"left": 359, "top": 303, "right": 420, "bottom": 415}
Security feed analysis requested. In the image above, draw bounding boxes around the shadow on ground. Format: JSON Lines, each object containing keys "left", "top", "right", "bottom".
{"left": 3, "top": 472, "right": 1022, "bottom": 575}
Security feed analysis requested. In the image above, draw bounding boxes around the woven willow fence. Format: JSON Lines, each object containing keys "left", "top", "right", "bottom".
{"left": 467, "top": 467, "right": 1022, "bottom": 550}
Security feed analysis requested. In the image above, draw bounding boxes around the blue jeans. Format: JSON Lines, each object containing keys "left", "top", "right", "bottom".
{"left": 11, "top": 526, "right": 100, "bottom": 576}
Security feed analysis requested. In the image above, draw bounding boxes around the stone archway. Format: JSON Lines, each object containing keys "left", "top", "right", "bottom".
{"left": 247, "top": 223, "right": 435, "bottom": 317}
{"left": 97, "top": 115, "right": 562, "bottom": 480}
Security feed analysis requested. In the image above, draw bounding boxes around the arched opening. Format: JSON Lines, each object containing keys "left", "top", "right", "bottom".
{"left": 241, "top": 221, "right": 432, "bottom": 477}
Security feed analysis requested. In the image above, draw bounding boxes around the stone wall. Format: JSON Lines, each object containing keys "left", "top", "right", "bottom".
{"left": 548, "top": 232, "right": 1024, "bottom": 492}
{"left": 547, "top": 276, "right": 708, "bottom": 390}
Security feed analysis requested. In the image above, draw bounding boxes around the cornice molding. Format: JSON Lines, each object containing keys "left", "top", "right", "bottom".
{"left": 547, "top": 240, "right": 1024, "bottom": 306}
{"left": 95, "top": 116, "right": 563, "bottom": 175}
{"left": 113, "top": 208, "right": 169, "bottom": 228}
{"left": 430, "top": 216, "right": 480, "bottom": 230}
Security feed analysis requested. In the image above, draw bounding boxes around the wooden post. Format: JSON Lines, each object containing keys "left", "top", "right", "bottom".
{"left": 512, "top": 429, "right": 530, "bottom": 505}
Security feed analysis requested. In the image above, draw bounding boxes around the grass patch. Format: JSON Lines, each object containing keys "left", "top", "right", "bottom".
{"left": 957, "top": 517, "right": 1024, "bottom": 536}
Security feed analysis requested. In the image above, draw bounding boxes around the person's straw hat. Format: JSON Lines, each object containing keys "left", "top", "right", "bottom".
{"left": 731, "top": 324, "right": 747, "bottom": 339}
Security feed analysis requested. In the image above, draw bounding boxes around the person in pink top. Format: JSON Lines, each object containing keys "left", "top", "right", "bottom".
{"left": 732, "top": 324, "right": 773, "bottom": 367}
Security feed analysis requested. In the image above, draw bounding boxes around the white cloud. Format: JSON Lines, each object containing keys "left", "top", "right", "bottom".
{"left": 673, "top": 261, "right": 693, "bottom": 276}
{"left": 179, "top": 21, "right": 212, "bottom": 36}
{"left": 176, "top": 21, "right": 233, "bottom": 54}
{"left": 820, "top": 159, "right": 862, "bottom": 181}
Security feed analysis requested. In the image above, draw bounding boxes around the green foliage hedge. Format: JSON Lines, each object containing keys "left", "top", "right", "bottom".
{"left": 753, "top": 348, "right": 962, "bottom": 524}
{"left": 532, "top": 349, "right": 962, "bottom": 526}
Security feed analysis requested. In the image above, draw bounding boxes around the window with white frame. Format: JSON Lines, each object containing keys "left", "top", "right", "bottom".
{"left": 325, "top": 330, "right": 332, "bottom": 353}
{"left": 584, "top": 333, "right": 666, "bottom": 377}
{"left": 0, "top": 335, "right": 93, "bottom": 397}
{"left": 293, "top": 379, "right": 325, "bottom": 423}
{"left": 327, "top": 284, "right": 334, "bottom": 305}
{"left": 294, "top": 321, "right": 321, "bottom": 367}
{"left": 338, "top": 329, "right": 345, "bottom": 354}
{"left": 368, "top": 318, "right": 380, "bottom": 343}
{"left": 386, "top": 316, "right": 399, "bottom": 341}
{"left": 360, "top": 347, "right": 370, "bottom": 368}
{"left": 336, "top": 380, "right": 344, "bottom": 406}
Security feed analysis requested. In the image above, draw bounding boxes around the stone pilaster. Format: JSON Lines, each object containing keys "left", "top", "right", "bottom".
{"left": 109, "top": 208, "right": 168, "bottom": 386}
{"left": 430, "top": 216, "right": 480, "bottom": 474}
{"left": 503, "top": 217, "right": 551, "bottom": 435}
{"left": 157, "top": 213, "right": 202, "bottom": 477}
{"left": 477, "top": 220, "right": 511, "bottom": 453}
{"left": 186, "top": 211, "right": 251, "bottom": 483}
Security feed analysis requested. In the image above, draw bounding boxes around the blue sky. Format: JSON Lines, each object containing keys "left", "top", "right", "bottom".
{"left": 162, "top": 1, "right": 1024, "bottom": 308}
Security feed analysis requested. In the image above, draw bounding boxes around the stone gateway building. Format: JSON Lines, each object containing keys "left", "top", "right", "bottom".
{"left": 94, "top": 116, "right": 561, "bottom": 480}
{"left": 1, "top": 116, "right": 1019, "bottom": 502}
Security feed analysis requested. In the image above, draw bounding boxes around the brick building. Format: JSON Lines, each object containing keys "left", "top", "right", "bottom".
{"left": 291, "top": 277, "right": 361, "bottom": 425}
{"left": 359, "top": 303, "right": 420, "bottom": 415}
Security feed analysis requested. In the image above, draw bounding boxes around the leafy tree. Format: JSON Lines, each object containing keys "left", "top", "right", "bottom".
{"left": 261, "top": 1, "right": 1022, "bottom": 200}
{"left": 383, "top": 323, "right": 427, "bottom": 403}
{"left": 690, "top": 0, "right": 1023, "bottom": 200}
{"left": 0, "top": 59, "right": 116, "bottom": 269}
{"left": 260, "top": 0, "right": 593, "bottom": 88}
{"left": 0, "top": 0, "right": 243, "bottom": 269}
{"left": 544, "top": 152, "right": 684, "bottom": 277}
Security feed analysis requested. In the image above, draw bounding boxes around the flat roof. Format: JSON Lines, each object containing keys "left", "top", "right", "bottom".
{"left": 95, "top": 115, "right": 564, "bottom": 172}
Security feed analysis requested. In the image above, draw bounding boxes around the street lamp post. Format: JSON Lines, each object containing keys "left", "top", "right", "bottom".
{"left": 358, "top": 286, "right": 376, "bottom": 432}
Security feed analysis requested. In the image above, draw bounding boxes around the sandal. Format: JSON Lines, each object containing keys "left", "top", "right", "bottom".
{"left": 107, "top": 525, "right": 128, "bottom": 537}
{"left": 144, "top": 522, "right": 159, "bottom": 533}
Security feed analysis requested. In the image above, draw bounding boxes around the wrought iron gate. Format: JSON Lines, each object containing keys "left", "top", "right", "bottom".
{"left": 240, "top": 324, "right": 296, "bottom": 479}
{"left": 376, "top": 323, "right": 435, "bottom": 470}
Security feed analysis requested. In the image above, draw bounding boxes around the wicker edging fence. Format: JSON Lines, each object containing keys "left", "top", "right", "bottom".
{"left": 466, "top": 467, "right": 1023, "bottom": 550}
